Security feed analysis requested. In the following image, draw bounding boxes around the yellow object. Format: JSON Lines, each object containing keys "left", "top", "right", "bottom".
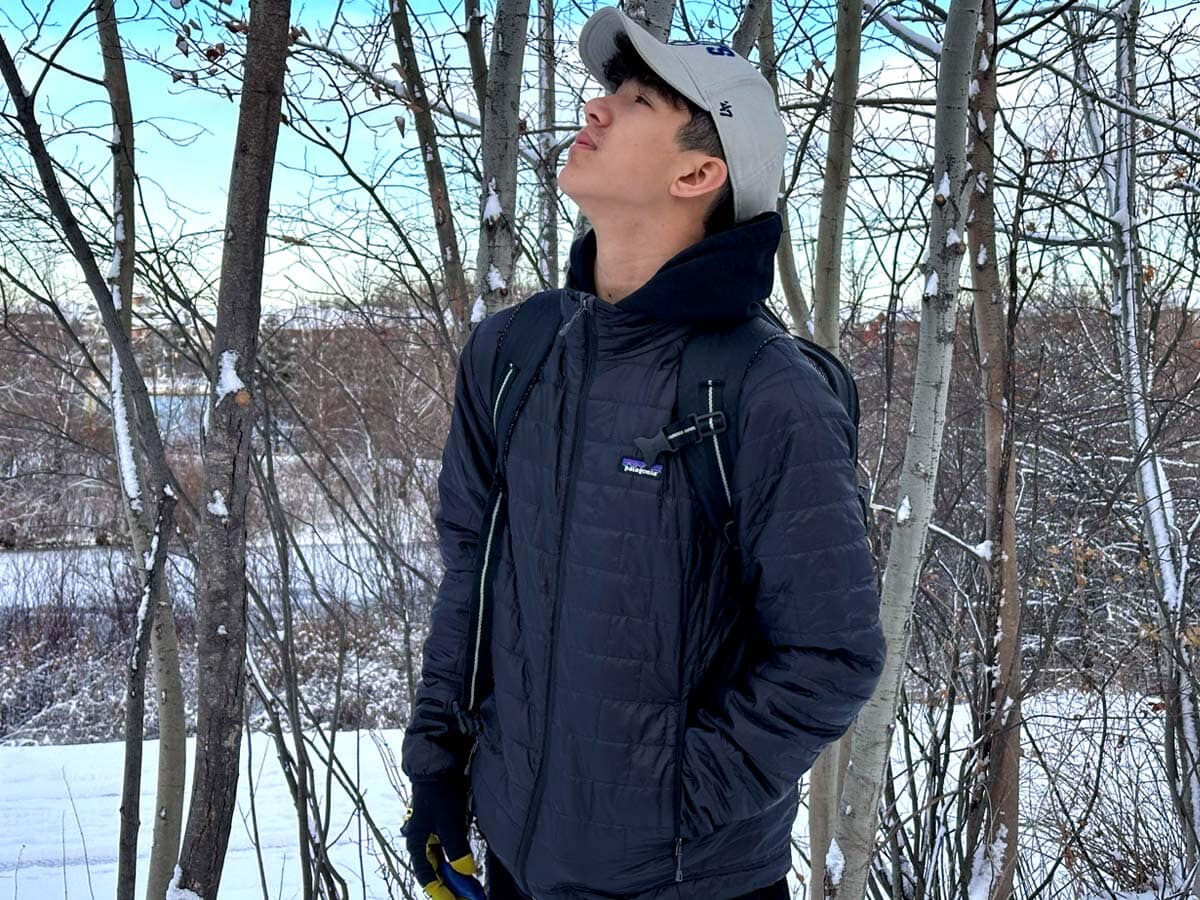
{"left": 419, "top": 833, "right": 477, "bottom": 900}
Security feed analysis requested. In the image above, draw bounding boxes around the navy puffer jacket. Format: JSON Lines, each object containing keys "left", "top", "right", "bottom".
{"left": 403, "top": 212, "right": 886, "bottom": 899}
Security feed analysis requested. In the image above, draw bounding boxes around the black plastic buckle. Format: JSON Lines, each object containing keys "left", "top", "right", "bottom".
{"left": 451, "top": 699, "right": 480, "bottom": 738}
{"left": 692, "top": 410, "right": 726, "bottom": 439}
{"left": 634, "top": 411, "right": 727, "bottom": 462}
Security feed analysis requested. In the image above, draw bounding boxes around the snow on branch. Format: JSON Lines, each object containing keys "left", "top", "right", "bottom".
{"left": 863, "top": 0, "right": 943, "bottom": 60}
{"left": 874, "top": 502, "right": 994, "bottom": 560}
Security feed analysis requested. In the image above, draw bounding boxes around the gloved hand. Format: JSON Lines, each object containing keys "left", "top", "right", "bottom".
{"left": 401, "top": 778, "right": 481, "bottom": 900}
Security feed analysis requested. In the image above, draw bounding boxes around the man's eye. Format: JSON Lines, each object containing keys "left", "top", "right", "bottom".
{"left": 635, "top": 94, "right": 650, "bottom": 105}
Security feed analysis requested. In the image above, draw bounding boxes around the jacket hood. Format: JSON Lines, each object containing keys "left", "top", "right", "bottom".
{"left": 565, "top": 211, "right": 782, "bottom": 325}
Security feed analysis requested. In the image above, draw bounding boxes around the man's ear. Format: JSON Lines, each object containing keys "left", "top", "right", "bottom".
{"left": 670, "top": 155, "right": 728, "bottom": 203}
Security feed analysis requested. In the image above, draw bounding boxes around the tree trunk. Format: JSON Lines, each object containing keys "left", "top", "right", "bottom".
{"left": 177, "top": 1, "right": 293, "bottom": 895}
{"left": 93, "top": 6, "right": 189, "bottom": 899}
{"left": 812, "top": 0, "right": 863, "bottom": 354}
{"left": 730, "top": 0, "right": 770, "bottom": 56}
{"left": 536, "top": 0, "right": 559, "bottom": 289}
{"left": 475, "top": 0, "right": 531, "bottom": 316}
{"left": 965, "top": 1, "right": 1022, "bottom": 895}
{"left": 624, "top": 0, "right": 675, "bottom": 41}
{"left": 464, "top": 0, "right": 488, "bottom": 121}
{"left": 827, "top": 0, "right": 982, "bottom": 894}
{"left": 756, "top": 2, "right": 812, "bottom": 335}
{"left": 390, "top": 0, "right": 469, "bottom": 333}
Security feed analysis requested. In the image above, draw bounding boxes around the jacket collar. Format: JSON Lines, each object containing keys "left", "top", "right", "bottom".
{"left": 565, "top": 212, "right": 782, "bottom": 326}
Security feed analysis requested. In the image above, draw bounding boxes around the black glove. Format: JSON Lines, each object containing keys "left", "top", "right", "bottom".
{"left": 401, "top": 778, "right": 478, "bottom": 900}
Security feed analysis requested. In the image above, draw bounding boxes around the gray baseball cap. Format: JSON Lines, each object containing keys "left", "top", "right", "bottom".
{"left": 578, "top": 6, "right": 787, "bottom": 223}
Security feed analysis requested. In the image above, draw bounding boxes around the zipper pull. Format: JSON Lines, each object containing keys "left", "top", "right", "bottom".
{"left": 674, "top": 837, "right": 684, "bottom": 882}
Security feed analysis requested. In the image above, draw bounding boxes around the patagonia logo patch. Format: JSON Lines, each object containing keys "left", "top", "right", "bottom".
{"left": 620, "top": 456, "right": 663, "bottom": 479}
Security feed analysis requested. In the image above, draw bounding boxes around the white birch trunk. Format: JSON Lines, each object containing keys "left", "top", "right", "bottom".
{"left": 826, "top": 0, "right": 982, "bottom": 894}
{"left": 536, "top": 0, "right": 559, "bottom": 288}
{"left": 812, "top": 0, "right": 863, "bottom": 355}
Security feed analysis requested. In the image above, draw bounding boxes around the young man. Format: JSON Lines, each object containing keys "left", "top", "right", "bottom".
{"left": 401, "top": 7, "right": 886, "bottom": 899}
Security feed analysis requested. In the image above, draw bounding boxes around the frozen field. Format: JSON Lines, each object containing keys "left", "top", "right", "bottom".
{"left": 0, "top": 696, "right": 1182, "bottom": 898}
{"left": 0, "top": 732, "right": 412, "bottom": 900}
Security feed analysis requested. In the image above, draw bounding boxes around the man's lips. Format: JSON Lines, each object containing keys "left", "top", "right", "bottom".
{"left": 573, "top": 131, "right": 596, "bottom": 149}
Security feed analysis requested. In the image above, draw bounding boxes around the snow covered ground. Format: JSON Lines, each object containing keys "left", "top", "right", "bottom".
{"left": 0, "top": 732, "right": 412, "bottom": 900}
{"left": 0, "top": 698, "right": 1183, "bottom": 899}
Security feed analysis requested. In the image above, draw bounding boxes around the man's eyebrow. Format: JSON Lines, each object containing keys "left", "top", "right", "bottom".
{"left": 634, "top": 82, "right": 670, "bottom": 104}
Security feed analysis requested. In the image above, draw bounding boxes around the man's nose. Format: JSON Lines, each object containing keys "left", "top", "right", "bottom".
{"left": 583, "top": 95, "right": 611, "bottom": 126}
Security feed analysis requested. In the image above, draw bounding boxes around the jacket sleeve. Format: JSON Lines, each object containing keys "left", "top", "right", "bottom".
{"left": 401, "top": 311, "right": 510, "bottom": 783}
{"left": 679, "top": 342, "right": 887, "bottom": 836}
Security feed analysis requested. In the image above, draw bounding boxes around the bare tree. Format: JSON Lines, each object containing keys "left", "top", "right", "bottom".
{"left": 474, "top": 0, "right": 531, "bottom": 317}
{"left": 389, "top": 1, "right": 470, "bottom": 333}
{"left": 828, "top": 0, "right": 983, "bottom": 894}
{"left": 962, "top": 0, "right": 1023, "bottom": 895}
{"left": 812, "top": 0, "right": 864, "bottom": 354}
{"left": 176, "top": 0, "right": 294, "bottom": 895}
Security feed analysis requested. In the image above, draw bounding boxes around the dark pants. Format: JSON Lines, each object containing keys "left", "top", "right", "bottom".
{"left": 485, "top": 850, "right": 791, "bottom": 900}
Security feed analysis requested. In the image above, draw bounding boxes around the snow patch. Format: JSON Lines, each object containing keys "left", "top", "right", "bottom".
{"left": 485, "top": 264, "right": 507, "bottom": 293}
{"left": 973, "top": 539, "right": 994, "bottom": 561}
{"left": 214, "top": 350, "right": 246, "bottom": 407}
{"left": 110, "top": 352, "right": 143, "bottom": 513}
{"left": 207, "top": 490, "right": 229, "bottom": 517}
{"left": 935, "top": 171, "right": 950, "bottom": 201}
{"left": 166, "top": 865, "right": 204, "bottom": 900}
{"left": 826, "top": 836, "right": 845, "bottom": 886}
{"left": 946, "top": 228, "right": 961, "bottom": 248}
{"left": 471, "top": 295, "right": 487, "bottom": 325}
{"left": 482, "top": 178, "right": 503, "bottom": 225}
{"left": 923, "top": 271, "right": 939, "bottom": 297}
{"left": 966, "top": 824, "right": 1007, "bottom": 900}
{"left": 897, "top": 495, "right": 913, "bottom": 524}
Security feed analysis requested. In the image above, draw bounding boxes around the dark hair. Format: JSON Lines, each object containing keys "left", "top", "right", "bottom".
{"left": 602, "top": 33, "right": 736, "bottom": 236}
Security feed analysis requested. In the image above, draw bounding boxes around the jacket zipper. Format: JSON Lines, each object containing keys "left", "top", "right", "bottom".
{"left": 672, "top": 539, "right": 690, "bottom": 882}
{"left": 464, "top": 362, "right": 521, "bottom": 711}
{"left": 467, "top": 491, "right": 504, "bottom": 710}
{"left": 493, "top": 362, "right": 516, "bottom": 431}
{"left": 515, "top": 296, "right": 596, "bottom": 890}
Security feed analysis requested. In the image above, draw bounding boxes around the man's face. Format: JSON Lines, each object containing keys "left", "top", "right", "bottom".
{"left": 558, "top": 78, "right": 697, "bottom": 219}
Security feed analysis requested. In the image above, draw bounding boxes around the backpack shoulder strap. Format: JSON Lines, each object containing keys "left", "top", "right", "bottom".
{"left": 668, "top": 311, "right": 867, "bottom": 541}
{"left": 490, "top": 291, "right": 564, "bottom": 478}
{"left": 457, "top": 291, "right": 564, "bottom": 730}
{"left": 675, "top": 314, "right": 788, "bottom": 541}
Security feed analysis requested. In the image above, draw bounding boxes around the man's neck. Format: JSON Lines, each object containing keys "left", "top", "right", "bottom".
{"left": 591, "top": 213, "right": 705, "bottom": 304}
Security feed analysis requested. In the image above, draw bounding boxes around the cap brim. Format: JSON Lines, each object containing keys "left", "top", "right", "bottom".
{"left": 577, "top": 7, "right": 709, "bottom": 110}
